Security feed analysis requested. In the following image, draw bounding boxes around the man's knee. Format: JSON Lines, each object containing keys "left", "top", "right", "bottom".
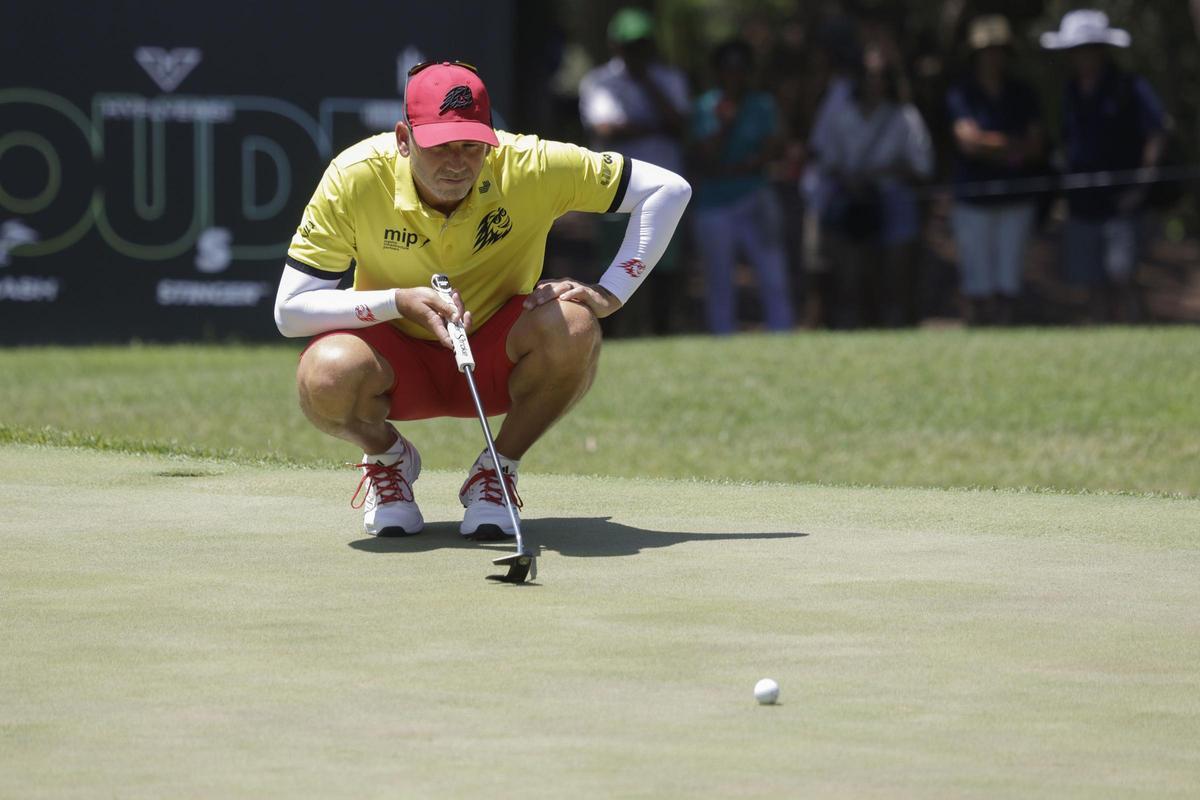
{"left": 297, "top": 334, "right": 390, "bottom": 419}
{"left": 526, "top": 299, "right": 602, "bottom": 369}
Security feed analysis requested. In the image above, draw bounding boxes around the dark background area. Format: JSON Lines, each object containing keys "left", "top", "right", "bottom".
{"left": 0, "top": 0, "right": 514, "bottom": 343}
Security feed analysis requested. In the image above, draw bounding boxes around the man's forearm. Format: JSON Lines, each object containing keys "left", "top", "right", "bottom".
{"left": 597, "top": 159, "right": 691, "bottom": 304}
{"left": 273, "top": 265, "right": 400, "bottom": 338}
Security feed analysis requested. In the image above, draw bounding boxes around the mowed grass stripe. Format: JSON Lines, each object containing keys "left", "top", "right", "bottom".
{"left": 1, "top": 327, "right": 1197, "bottom": 494}
{"left": 1, "top": 445, "right": 1198, "bottom": 798}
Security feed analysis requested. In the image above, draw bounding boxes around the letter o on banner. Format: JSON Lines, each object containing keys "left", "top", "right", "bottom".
{"left": 0, "top": 131, "right": 62, "bottom": 214}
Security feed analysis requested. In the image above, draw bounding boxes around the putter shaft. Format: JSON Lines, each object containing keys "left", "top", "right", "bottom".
{"left": 460, "top": 364, "right": 525, "bottom": 555}
{"left": 430, "top": 273, "right": 535, "bottom": 582}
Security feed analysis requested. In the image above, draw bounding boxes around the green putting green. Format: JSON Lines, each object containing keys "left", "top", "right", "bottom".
{"left": 2, "top": 445, "right": 1197, "bottom": 797}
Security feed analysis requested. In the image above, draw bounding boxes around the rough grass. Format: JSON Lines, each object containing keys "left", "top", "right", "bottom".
{"left": 1, "top": 326, "right": 1198, "bottom": 495}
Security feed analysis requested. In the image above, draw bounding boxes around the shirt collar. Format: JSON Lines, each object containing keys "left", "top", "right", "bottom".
{"left": 393, "top": 152, "right": 421, "bottom": 212}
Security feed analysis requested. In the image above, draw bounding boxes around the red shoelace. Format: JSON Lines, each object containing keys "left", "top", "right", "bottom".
{"left": 350, "top": 460, "right": 414, "bottom": 508}
{"left": 461, "top": 467, "right": 523, "bottom": 509}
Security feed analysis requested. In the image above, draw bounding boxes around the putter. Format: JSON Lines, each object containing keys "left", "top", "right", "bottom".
{"left": 431, "top": 274, "right": 537, "bottom": 584}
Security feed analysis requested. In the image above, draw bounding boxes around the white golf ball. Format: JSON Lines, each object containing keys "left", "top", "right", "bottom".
{"left": 754, "top": 678, "right": 780, "bottom": 705}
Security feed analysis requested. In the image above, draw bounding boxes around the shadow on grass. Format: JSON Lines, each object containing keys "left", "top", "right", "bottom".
{"left": 349, "top": 517, "right": 808, "bottom": 559}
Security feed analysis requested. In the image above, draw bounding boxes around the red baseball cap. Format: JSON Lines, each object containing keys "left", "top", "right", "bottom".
{"left": 404, "top": 62, "right": 499, "bottom": 148}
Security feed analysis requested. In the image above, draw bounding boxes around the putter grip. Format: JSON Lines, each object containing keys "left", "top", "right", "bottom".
{"left": 430, "top": 274, "right": 475, "bottom": 372}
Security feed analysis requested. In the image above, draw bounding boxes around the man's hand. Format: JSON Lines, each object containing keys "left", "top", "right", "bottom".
{"left": 394, "top": 287, "right": 472, "bottom": 349}
{"left": 523, "top": 279, "right": 622, "bottom": 319}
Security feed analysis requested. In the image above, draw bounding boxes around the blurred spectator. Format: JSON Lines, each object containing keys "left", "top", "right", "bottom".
{"left": 580, "top": 7, "right": 689, "bottom": 336}
{"left": 801, "top": 16, "right": 860, "bottom": 327}
{"left": 947, "top": 15, "right": 1045, "bottom": 325}
{"left": 1041, "top": 10, "right": 1167, "bottom": 322}
{"left": 817, "top": 45, "right": 933, "bottom": 328}
{"left": 760, "top": 16, "right": 814, "bottom": 318}
{"left": 689, "top": 39, "right": 794, "bottom": 335}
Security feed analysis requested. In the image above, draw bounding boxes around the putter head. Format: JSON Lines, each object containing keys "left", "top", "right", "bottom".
{"left": 487, "top": 552, "right": 536, "bottom": 584}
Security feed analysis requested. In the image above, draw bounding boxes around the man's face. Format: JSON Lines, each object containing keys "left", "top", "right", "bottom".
{"left": 977, "top": 46, "right": 1007, "bottom": 74}
{"left": 397, "top": 125, "right": 489, "bottom": 211}
{"left": 1070, "top": 45, "right": 1106, "bottom": 81}
{"left": 620, "top": 38, "right": 654, "bottom": 75}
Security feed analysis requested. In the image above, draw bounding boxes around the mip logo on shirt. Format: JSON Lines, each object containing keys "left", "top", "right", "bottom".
{"left": 382, "top": 227, "right": 430, "bottom": 251}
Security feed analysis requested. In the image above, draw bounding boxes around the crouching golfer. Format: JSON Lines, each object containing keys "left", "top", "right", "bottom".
{"left": 274, "top": 61, "right": 690, "bottom": 538}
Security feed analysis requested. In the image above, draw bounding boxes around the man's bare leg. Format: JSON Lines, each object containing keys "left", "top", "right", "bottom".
{"left": 494, "top": 299, "right": 602, "bottom": 459}
{"left": 300, "top": 333, "right": 424, "bottom": 535}
{"left": 296, "top": 333, "right": 397, "bottom": 454}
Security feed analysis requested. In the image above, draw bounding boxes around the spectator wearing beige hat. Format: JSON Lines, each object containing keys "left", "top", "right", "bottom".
{"left": 946, "top": 15, "right": 1045, "bottom": 325}
{"left": 1041, "top": 9, "right": 1167, "bottom": 322}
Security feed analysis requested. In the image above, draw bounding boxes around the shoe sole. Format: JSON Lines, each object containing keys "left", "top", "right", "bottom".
{"left": 375, "top": 525, "right": 421, "bottom": 537}
{"left": 461, "top": 524, "right": 515, "bottom": 542}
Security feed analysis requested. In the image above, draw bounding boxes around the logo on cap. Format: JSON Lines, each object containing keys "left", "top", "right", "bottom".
{"left": 440, "top": 86, "right": 474, "bottom": 114}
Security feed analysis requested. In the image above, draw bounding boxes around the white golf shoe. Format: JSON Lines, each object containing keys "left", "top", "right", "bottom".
{"left": 459, "top": 450, "right": 521, "bottom": 541}
{"left": 351, "top": 432, "right": 423, "bottom": 536}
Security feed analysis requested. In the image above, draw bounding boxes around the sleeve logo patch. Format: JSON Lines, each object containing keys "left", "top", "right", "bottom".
{"left": 600, "top": 152, "right": 616, "bottom": 184}
{"left": 619, "top": 258, "right": 646, "bottom": 278}
{"left": 355, "top": 304, "right": 378, "bottom": 323}
{"left": 473, "top": 207, "right": 513, "bottom": 253}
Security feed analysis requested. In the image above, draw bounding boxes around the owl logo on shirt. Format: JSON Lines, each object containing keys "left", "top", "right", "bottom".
{"left": 473, "top": 207, "right": 512, "bottom": 253}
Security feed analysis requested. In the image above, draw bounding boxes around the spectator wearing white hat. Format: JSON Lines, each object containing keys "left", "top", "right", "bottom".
{"left": 947, "top": 15, "right": 1045, "bottom": 326}
{"left": 1041, "top": 9, "right": 1167, "bottom": 322}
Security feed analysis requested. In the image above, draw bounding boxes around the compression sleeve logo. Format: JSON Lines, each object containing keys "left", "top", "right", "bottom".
{"left": 619, "top": 258, "right": 646, "bottom": 278}
{"left": 355, "top": 304, "right": 378, "bottom": 323}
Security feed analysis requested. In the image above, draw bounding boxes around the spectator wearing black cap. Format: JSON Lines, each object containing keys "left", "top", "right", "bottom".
{"left": 1041, "top": 9, "right": 1167, "bottom": 322}
{"left": 689, "top": 38, "right": 795, "bottom": 335}
{"left": 947, "top": 15, "right": 1045, "bottom": 325}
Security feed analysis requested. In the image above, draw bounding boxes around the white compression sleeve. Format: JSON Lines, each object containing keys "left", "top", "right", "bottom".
{"left": 273, "top": 265, "right": 401, "bottom": 338}
{"left": 597, "top": 159, "right": 691, "bottom": 305}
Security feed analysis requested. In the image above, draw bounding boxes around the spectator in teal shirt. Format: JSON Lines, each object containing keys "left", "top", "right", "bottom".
{"left": 689, "top": 39, "right": 794, "bottom": 334}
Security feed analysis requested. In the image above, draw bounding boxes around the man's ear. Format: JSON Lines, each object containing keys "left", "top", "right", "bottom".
{"left": 396, "top": 123, "right": 411, "bottom": 157}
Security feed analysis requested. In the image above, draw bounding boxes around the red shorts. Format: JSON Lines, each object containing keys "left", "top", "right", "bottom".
{"left": 306, "top": 294, "right": 527, "bottom": 421}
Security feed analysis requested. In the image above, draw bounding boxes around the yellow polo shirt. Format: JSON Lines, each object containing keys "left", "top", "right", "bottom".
{"left": 286, "top": 130, "right": 628, "bottom": 340}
